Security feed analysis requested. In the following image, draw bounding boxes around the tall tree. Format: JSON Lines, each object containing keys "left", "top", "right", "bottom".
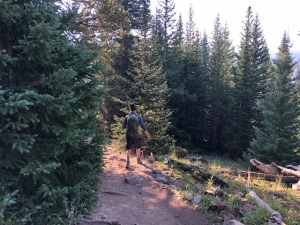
{"left": 130, "top": 35, "right": 174, "bottom": 154}
{"left": 165, "top": 14, "right": 186, "bottom": 145}
{"left": 244, "top": 32, "right": 300, "bottom": 165}
{"left": 71, "top": 0, "right": 130, "bottom": 137}
{"left": 157, "top": 0, "right": 176, "bottom": 61}
{"left": 225, "top": 7, "right": 270, "bottom": 157}
{"left": 251, "top": 13, "right": 271, "bottom": 125}
{"left": 107, "top": 0, "right": 153, "bottom": 136}
{"left": 180, "top": 6, "right": 207, "bottom": 150}
{"left": 225, "top": 7, "right": 254, "bottom": 157}
{"left": 207, "top": 16, "right": 235, "bottom": 153}
{"left": 0, "top": 0, "right": 104, "bottom": 223}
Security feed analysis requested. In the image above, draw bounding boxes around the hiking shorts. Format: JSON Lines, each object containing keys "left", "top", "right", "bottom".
{"left": 126, "top": 135, "right": 142, "bottom": 150}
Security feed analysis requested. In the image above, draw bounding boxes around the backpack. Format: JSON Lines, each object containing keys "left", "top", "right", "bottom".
{"left": 127, "top": 113, "right": 139, "bottom": 137}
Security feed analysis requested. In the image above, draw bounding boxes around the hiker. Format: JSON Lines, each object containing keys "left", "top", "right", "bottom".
{"left": 123, "top": 104, "right": 150, "bottom": 168}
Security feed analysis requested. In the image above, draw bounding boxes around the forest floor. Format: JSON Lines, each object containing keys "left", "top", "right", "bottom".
{"left": 80, "top": 147, "right": 213, "bottom": 225}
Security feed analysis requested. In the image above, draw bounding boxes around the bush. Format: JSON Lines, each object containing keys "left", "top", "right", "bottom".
{"left": 174, "top": 147, "right": 188, "bottom": 158}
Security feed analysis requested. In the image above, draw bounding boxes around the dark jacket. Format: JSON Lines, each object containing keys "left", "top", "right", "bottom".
{"left": 123, "top": 111, "right": 147, "bottom": 133}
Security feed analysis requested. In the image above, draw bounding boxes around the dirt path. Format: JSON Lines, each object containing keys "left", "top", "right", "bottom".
{"left": 80, "top": 147, "right": 212, "bottom": 225}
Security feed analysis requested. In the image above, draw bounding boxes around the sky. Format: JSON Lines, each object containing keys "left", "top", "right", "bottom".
{"left": 150, "top": 0, "right": 300, "bottom": 59}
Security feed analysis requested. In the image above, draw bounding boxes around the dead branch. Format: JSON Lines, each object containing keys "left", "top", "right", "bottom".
{"left": 219, "top": 169, "right": 299, "bottom": 183}
{"left": 248, "top": 189, "right": 286, "bottom": 225}
{"left": 250, "top": 159, "right": 281, "bottom": 175}
{"left": 174, "top": 162, "right": 229, "bottom": 188}
{"left": 271, "top": 163, "right": 300, "bottom": 178}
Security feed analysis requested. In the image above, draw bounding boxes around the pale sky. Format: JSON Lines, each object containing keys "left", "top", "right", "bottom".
{"left": 150, "top": 0, "right": 300, "bottom": 59}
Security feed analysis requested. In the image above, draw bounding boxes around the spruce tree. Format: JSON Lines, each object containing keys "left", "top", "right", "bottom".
{"left": 225, "top": 7, "right": 255, "bottom": 157}
{"left": 129, "top": 35, "right": 174, "bottom": 155}
{"left": 74, "top": 0, "right": 130, "bottom": 136}
{"left": 181, "top": 6, "right": 207, "bottom": 150}
{"left": 225, "top": 7, "right": 270, "bottom": 157}
{"left": 244, "top": 32, "right": 300, "bottom": 165}
{"left": 207, "top": 16, "right": 235, "bottom": 153}
{"left": 0, "top": 0, "right": 104, "bottom": 223}
{"left": 157, "top": 0, "right": 176, "bottom": 61}
{"left": 165, "top": 14, "right": 187, "bottom": 146}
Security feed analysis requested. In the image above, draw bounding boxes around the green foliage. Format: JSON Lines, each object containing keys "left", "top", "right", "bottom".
{"left": 242, "top": 207, "right": 269, "bottom": 225}
{"left": 225, "top": 7, "right": 270, "bottom": 158}
{"left": 206, "top": 15, "right": 235, "bottom": 153}
{"left": 174, "top": 146, "right": 188, "bottom": 158}
{"left": 0, "top": 0, "right": 105, "bottom": 224}
{"left": 244, "top": 32, "right": 300, "bottom": 165}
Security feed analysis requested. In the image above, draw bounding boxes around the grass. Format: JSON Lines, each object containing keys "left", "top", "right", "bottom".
{"left": 155, "top": 153, "right": 300, "bottom": 225}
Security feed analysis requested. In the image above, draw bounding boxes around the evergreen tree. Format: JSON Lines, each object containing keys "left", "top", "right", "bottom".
{"left": 0, "top": 0, "right": 104, "bottom": 223}
{"left": 225, "top": 7, "right": 270, "bottom": 157}
{"left": 73, "top": 0, "right": 130, "bottom": 137}
{"left": 180, "top": 6, "right": 207, "bottom": 150}
{"left": 207, "top": 16, "right": 235, "bottom": 153}
{"left": 225, "top": 7, "right": 254, "bottom": 157}
{"left": 251, "top": 13, "right": 271, "bottom": 125}
{"left": 244, "top": 32, "right": 300, "bottom": 165}
{"left": 157, "top": 0, "right": 176, "bottom": 61}
{"left": 129, "top": 35, "right": 174, "bottom": 155}
{"left": 104, "top": 0, "right": 152, "bottom": 138}
{"left": 165, "top": 14, "right": 187, "bottom": 145}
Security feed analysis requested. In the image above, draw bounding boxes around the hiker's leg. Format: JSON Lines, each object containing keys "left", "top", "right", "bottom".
{"left": 125, "top": 136, "right": 134, "bottom": 168}
{"left": 126, "top": 149, "right": 131, "bottom": 168}
{"left": 135, "top": 136, "right": 142, "bottom": 164}
{"left": 136, "top": 148, "right": 141, "bottom": 164}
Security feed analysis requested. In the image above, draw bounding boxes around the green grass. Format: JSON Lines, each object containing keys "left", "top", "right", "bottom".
{"left": 154, "top": 152, "right": 300, "bottom": 225}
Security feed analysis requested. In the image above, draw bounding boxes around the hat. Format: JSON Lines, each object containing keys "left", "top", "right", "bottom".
{"left": 130, "top": 104, "right": 137, "bottom": 111}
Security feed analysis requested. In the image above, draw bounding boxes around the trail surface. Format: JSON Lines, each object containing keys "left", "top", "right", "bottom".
{"left": 81, "top": 147, "right": 212, "bottom": 225}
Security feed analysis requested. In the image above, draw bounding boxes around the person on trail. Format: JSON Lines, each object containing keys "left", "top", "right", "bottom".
{"left": 123, "top": 104, "right": 150, "bottom": 168}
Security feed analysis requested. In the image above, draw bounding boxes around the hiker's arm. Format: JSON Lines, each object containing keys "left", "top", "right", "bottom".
{"left": 144, "top": 130, "right": 150, "bottom": 141}
{"left": 123, "top": 116, "right": 127, "bottom": 129}
{"left": 139, "top": 116, "right": 150, "bottom": 141}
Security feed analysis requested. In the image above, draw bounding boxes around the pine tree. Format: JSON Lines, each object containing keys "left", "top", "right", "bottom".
{"left": 207, "top": 16, "right": 235, "bottom": 153}
{"left": 251, "top": 13, "right": 271, "bottom": 125}
{"left": 0, "top": 0, "right": 104, "bottom": 223}
{"left": 225, "top": 7, "right": 254, "bottom": 157}
{"left": 129, "top": 35, "right": 174, "bottom": 155}
{"left": 225, "top": 7, "right": 270, "bottom": 157}
{"left": 73, "top": 0, "right": 130, "bottom": 137}
{"left": 244, "top": 32, "right": 300, "bottom": 165}
{"left": 157, "top": 0, "right": 176, "bottom": 61}
{"left": 165, "top": 14, "right": 187, "bottom": 145}
{"left": 181, "top": 6, "right": 207, "bottom": 150}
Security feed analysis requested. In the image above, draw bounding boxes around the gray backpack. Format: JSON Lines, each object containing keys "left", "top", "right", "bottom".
{"left": 127, "top": 113, "right": 139, "bottom": 137}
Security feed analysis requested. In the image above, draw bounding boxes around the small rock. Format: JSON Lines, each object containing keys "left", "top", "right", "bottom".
{"left": 169, "top": 185, "right": 177, "bottom": 189}
{"left": 215, "top": 189, "right": 224, "bottom": 197}
{"left": 193, "top": 195, "right": 202, "bottom": 204}
{"left": 152, "top": 169, "right": 162, "bottom": 174}
{"left": 124, "top": 175, "right": 145, "bottom": 185}
{"left": 155, "top": 175, "right": 168, "bottom": 184}
{"left": 184, "top": 193, "right": 193, "bottom": 201}
{"left": 223, "top": 219, "right": 244, "bottom": 225}
{"left": 236, "top": 192, "right": 244, "bottom": 198}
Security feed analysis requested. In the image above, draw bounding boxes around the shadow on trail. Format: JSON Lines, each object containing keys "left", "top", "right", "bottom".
{"left": 81, "top": 150, "right": 211, "bottom": 225}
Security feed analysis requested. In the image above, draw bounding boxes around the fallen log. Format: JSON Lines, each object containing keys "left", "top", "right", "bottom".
{"left": 285, "top": 165, "right": 300, "bottom": 171}
{"left": 174, "top": 162, "right": 229, "bottom": 188}
{"left": 248, "top": 189, "right": 286, "bottom": 225}
{"left": 250, "top": 159, "right": 281, "bottom": 175}
{"left": 219, "top": 169, "right": 300, "bottom": 183}
{"left": 271, "top": 162, "right": 300, "bottom": 178}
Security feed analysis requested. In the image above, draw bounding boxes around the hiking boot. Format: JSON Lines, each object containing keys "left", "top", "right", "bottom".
{"left": 125, "top": 160, "right": 130, "bottom": 168}
{"left": 137, "top": 157, "right": 142, "bottom": 164}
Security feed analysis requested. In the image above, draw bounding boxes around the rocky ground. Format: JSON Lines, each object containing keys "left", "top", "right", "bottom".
{"left": 80, "top": 147, "right": 212, "bottom": 225}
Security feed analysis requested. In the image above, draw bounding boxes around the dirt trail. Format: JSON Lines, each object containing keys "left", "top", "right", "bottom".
{"left": 80, "top": 147, "right": 212, "bottom": 225}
